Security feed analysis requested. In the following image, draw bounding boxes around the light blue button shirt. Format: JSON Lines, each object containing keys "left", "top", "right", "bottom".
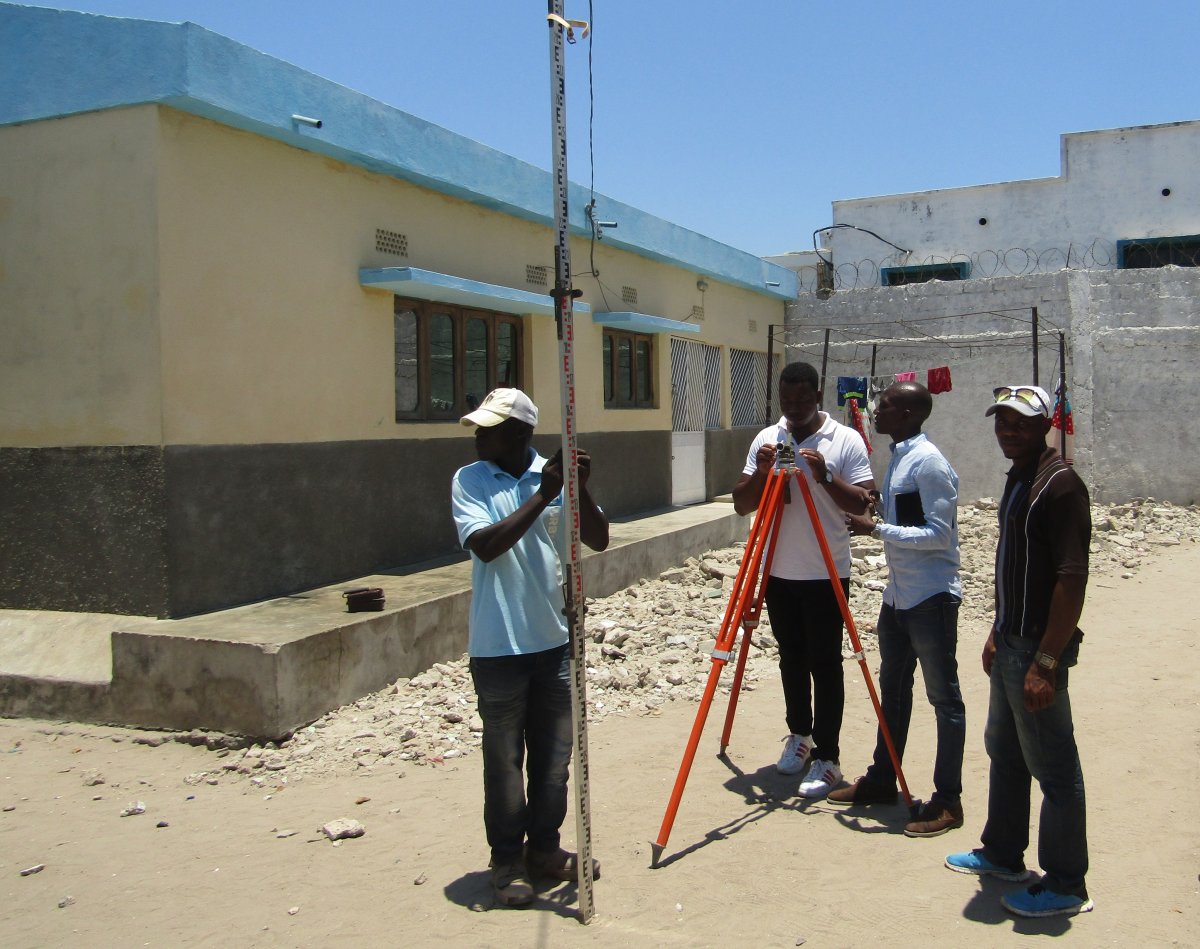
{"left": 876, "top": 433, "right": 962, "bottom": 610}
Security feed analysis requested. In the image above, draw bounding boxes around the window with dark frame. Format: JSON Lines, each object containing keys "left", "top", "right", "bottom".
{"left": 880, "top": 261, "right": 970, "bottom": 286}
{"left": 393, "top": 297, "right": 522, "bottom": 421}
{"left": 602, "top": 329, "right": 654, "bottom": 408}
{"left": 1117, "top": 235, "right": 1200, "bottom": 268}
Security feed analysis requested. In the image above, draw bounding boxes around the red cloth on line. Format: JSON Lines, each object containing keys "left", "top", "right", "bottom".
{"left": 848, "top": 398, "right": 872, "bottom": 455}
{"left": 1051, "top": 390, "right": 1075, "bottom": 465}
{"left": 927, "top": 366, "right": 953, "bottom": 394}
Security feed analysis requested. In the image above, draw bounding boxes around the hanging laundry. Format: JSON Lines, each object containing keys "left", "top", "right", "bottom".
{"left": 837, "top": 376, "right": 868, "bottom": 407}
{"left": 1051, "top": 385, "right": 1076, "bottom": 465}
{"left": 847, "top": 397, "right": 872, "bottom": 455}
{"left": 927, "top": 366, "right": 953, "bottom": 394}
{"left": 894, "top": 371, "right": 917, "bottom": 382}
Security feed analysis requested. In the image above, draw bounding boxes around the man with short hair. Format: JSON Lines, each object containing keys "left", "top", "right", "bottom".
{"left": 832, "top": 381, "right": 966, "bottom": 838}
{"left": 451, "top": 388, "right": 608, "bottom": 908}
{"left": 733, "top": 362, "right": 874, "bottom": 799}
{"left": 946, "top": 384, "right": 1093, "bottom": 919}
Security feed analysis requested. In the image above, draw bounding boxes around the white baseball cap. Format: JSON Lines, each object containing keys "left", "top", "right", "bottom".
{"left": 460, "top": 388, "right": 539, "bottom": 428}
{"left": 985, "top": 385, "right": 1053, "bottom": 419}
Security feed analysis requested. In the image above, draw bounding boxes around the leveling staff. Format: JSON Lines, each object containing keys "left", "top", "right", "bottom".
{"left": 451, "top": 388, "right": 608, "bottom": 908}
{"left": 733, "top": 362, "right": 874, "bottom": 800}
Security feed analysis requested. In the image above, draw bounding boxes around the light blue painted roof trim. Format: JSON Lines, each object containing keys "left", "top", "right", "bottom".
{"left": 591, "top": 311, "right": 701, "bottom": 336}
{"left": 359, "top": 267, "right": 589, "bottom": 317}
{"left": 0, "top": 4, "right": 796, "bottom": 302}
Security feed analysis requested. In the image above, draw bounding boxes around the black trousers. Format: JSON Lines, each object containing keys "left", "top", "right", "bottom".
{"left": 764, "top": 576, "right": 849, "bottom": 763}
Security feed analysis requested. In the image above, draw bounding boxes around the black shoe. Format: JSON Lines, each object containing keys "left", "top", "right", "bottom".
{"left": 489, "top": 856, "right": 534, "bottom": 907}
{"left": 826, "top": 776, "right": 898, "bottom": 806}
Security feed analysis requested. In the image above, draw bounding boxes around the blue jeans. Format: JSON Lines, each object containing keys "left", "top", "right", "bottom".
{"left": 469, "top": 644, "right": 574, "bottom": 864}
{"left": 865, "top": 593, "right": 965, "bottom": 803}
{"left": 980, "top": 633, "right": 1088, "bottom": 896}
{"left": 764, "top": 576, "right": 849, "bottom": 763}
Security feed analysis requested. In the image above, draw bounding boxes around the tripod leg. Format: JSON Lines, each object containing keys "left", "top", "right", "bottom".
{"left": 651, "top": 657, "right": 726, "bottom": 866}
{"left": 652, "top": 470, "right": 786, "bottom": 863}
{"left": 719, "top": 474, "right": 787, "bottom": 753}
{"left": 718, "top": 619, "right": 755, "bottom": 754}
{"left": 791, "top": 470, "right": 917, "bottom": 814}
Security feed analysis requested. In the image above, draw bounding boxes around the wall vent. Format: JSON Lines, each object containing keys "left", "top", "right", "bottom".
{"left": 748, "top": 319, "right": 758, "bottom": 333}
{"left": 691, "top": 305, "right": 705, "bottom": 322}
{"left": 621, "top": 285, "right": 638, "bottom": 306}
{"left": 525, "top": 264, "right": 550, "bottom": 286}
{"left": 375, "top": 228, "right": 409, "bottom": 257}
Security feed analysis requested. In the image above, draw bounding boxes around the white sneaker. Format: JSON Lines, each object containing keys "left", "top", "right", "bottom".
{"left": 775, "top": 734, "right": 813, "bottom": 775}
{"left": 798, "top": 758, "right": 842, "bottom": 798}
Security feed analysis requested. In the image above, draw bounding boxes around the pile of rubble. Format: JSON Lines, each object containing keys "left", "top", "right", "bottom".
{"left": 181, "top": 497, "right": 1195, "bottom": 788}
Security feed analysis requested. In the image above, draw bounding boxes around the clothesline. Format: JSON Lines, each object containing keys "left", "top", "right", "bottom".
{"left": 835, "top": 365, "right": 954, "bottom": 407}
{"left": 768, "top": 306, "right": 1073, "bottom": 461}
{"left": 835, "top": 371, "right": 1076, "bottom": 465}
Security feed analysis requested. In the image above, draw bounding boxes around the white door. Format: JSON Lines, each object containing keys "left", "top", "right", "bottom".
{"left": 671, "top": 431, "right": 706, "bottom": 505}
{"left": 670, "top": 338, "right": 720, "bottom": 506}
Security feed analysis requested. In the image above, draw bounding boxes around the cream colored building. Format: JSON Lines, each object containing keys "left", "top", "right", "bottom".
{"left": 0, "top": 4, "right": 795, "bottom": 617}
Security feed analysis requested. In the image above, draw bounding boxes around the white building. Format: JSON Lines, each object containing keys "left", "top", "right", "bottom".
{"left": 776, "top": 120, "right": 1200, "bottom": 505}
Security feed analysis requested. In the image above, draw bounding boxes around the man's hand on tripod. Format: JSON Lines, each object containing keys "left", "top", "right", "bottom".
{"left": 753, "top": 443, "right": 778, "bottom": 473}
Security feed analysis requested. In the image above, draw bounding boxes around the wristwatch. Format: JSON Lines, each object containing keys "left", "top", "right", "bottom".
{"left": 823, "top": 467, "right": 833, "bottom": 484}
{"left": 1033, "top": 651, "right": 1058, "bottom": 671}
{"left": 870, "top": 525, "right": 881, "bottom": 540}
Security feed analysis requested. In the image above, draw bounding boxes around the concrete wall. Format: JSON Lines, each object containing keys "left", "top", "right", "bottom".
{"left": 0, "top": 108, "right": 164, "bottom": 447}
{"left": 0, "top": 429, "right": 671, "bottom": 619}
{"left": 0, "top": 447, "right": 170, "bottom": 616}
{"left": 788, "top": 267, "right": 1200, "bottom": 505}
{"left": 706, "top": 427, "right": 760, "bottom": 497}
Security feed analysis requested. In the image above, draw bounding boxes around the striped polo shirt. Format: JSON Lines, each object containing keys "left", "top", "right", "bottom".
{"left": 994, "top": 446, "right": 1091, "bottom": 641}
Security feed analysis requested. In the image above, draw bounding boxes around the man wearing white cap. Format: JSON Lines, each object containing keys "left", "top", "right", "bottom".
{"left": 946, "top": 384, "right": 1093, "bottom": 919}
{"left": 451, "top": 388, "right": 608, "bottom": 907}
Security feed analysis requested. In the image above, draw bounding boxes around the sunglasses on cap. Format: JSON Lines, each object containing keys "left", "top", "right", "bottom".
{"left": 992, "top": 386, "right": 1050, "bottom": 415}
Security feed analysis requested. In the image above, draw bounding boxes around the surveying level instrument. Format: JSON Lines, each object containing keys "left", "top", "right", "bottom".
{"left": 651, "top": 438, "right": 916, "bottom": 865}
{"left": 546, "top": 2, "right": 595, "bottom": 923}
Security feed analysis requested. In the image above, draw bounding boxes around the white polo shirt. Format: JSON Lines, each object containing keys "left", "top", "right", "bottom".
{"left": 742, "top": 413, "right": 873, "bottom": 581}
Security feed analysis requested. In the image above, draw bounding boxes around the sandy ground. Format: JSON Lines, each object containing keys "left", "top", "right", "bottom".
{"left": 3, "top": 543, "right": 1198, "bottom": 948}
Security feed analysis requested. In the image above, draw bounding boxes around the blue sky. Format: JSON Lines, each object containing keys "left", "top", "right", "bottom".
{"left": 22, "top": 1, "right": 1200, "bottom": 256}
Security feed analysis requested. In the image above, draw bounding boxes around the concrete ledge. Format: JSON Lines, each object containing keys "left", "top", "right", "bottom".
{"left": 0, "top": 502, "right": 746, "bottom": 737}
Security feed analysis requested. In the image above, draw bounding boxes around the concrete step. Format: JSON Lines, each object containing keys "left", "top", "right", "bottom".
{"left": 0, "top": 501, "right": 744, "bottom": 737}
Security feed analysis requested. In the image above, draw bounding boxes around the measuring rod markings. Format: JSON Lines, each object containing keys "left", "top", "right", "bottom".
{"left": 547, "top": 0, "right": 594, "bottom": 923}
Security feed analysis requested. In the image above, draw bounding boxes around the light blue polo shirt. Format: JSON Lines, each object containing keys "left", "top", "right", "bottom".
{"left": 451, "top": 449, "right": 568, "bottom": 657}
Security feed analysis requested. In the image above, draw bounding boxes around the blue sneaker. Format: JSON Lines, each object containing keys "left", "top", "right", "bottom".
{"left": 945, "top": 849, "right": 1033, "bottom": 882}
{"left": 1002, "top": 883, "right": 1093, "bottom": 918}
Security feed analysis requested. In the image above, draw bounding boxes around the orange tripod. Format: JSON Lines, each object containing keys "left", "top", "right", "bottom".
{"left": 650, "top": 447, "right": 915, "bottom": 865}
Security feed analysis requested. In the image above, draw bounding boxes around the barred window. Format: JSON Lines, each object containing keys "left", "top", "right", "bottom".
{"left": 730, "top": 349, "right": 773, "bottom": 428}
{"left": 394, "top": 298, "right": 522, "bottom": 421}
{"left": 670, "top": 338, "right": 721, "bottom": 431}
